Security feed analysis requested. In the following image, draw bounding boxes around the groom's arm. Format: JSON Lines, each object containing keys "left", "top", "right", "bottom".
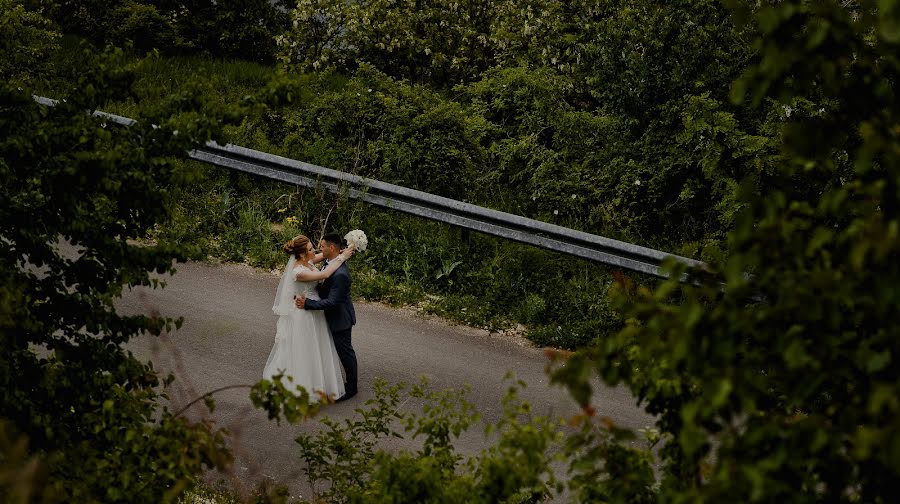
{"left": 303, "top": 273, "right": 349, "bottom": 311}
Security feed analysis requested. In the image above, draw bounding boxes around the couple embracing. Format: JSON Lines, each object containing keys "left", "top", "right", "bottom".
{"left": 263, "top": 232, "right": 359, "bottom": 403}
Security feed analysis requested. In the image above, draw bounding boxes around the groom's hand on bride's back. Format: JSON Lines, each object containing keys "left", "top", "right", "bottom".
{"left": 295, "top": 295, "right": 306, "bottom": 309}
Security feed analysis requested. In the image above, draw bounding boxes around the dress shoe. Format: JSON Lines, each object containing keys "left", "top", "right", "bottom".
{"left": 336, "top": 391, "right": 357, "bottom": 403}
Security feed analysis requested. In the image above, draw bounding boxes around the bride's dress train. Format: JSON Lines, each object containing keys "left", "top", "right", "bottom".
{"left": 264, "top": 260, "right": 344, "bottom": 402}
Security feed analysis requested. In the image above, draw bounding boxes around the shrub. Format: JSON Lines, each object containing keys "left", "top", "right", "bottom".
{"left": 0, "top": 0, "right": 60, "bottom": 84}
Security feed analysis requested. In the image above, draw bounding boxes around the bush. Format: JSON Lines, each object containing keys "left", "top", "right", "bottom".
{"left": 166, "top": 0, "right": 291, "bottom": 62}
{"left": 0, "top": 0, "right": 60, "bottom": 84}
{"left": 41, "top": 0, "right": 290, "bottom": 62}
{"left": 0, "top": 45, "right": 247, "bottom": 501}
{"left": 107, "top": 1, "right": 179, "bottom": 53}
{"left": 287, "top": 377, "right": 564, "bottom": 503}
{"left": 552, "top": 2, "right": 900, "bottom": 501}
{"left": 277, "top": 66, "right": 487, "bottom": 201}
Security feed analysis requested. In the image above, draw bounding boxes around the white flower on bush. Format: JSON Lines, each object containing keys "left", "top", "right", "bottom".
{"left": 344, "top": 229, "right": 368, "bottom": 252}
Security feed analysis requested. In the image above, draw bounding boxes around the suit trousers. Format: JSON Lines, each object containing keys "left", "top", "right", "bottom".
{"left": 332, "top": 327, "right": 357, "bottom": 395}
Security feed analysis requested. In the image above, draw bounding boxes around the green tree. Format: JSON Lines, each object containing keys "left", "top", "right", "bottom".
{"left": 275, "top": 66, "right": 487, "bottom": 200}
{"left": 38, "top": 0, "right": 291, "bottom": 62}
{"left": 0, "top": 10, "right": 307, "bottom": 500}
{"left": 548, "top": 0, "right": 772, "bottom": 246}
{"left": 276, "top": 0, "right": 776, "bottom": 247}
{"left": 159, "top": 0, "right": 292, "bottom": 62}
{"left": 280, "top": 0, "right": 496, "bottom": 85}
{"left": 0, "top": 0, "right": 60, "bottom": 85}
{"left": 551, "top": 1, "right": 900, "bottom": 501}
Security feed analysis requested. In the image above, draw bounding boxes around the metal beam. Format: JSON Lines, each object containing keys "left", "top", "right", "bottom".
{"left": 34, "top": 95, "right": 705, "bottom": 278}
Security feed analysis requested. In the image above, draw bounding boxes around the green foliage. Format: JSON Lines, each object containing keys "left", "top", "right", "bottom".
{"left": 0, "top": 17, "right": 305, "bottom": 500}
{"left": 39, "top": 0, "right": 291, "bottom": 62}
{"left": 178, "top": 481, "right": 294, "bottom": 504}
{"left": 275, "top": 65, "right": 487, "bottom": 200}
{"left": 280, "top": 0, "right": 495, "bottom": 83}
{"left": 556, "top": 0, "right": 774, "bottom": 243}
{"left": 107, "top": 0, "right": 179, "bottom": 53}
{"left": 0, "top": 0, "right": 60, "bottom": 85}
{"left": 58, "top": 0, "right": 778, "bottom": 353}
{"left": 13, "top": 0, "right": 900, "bottom": 500}
{"left": 464, "top": 67, "right": 599, "bottom": 213}
{"left": 73, "top": 0, "right": 789, "bottom": 350}
{"left": 20, "top": 0, "right": 827, "bottom": 356}
{"left": 276, "top": 0, "right": 781, "bottom": 246}
{"left": 249, "top": 373, "right": 321, "bottom": 426}
{"left": 160, "top": 0, "right": 292, "bottom": 62}
{"left": 178, "top": 485, "right": 241, "bottom": 504}
{"left": 2, "top": 52, "right": 221, "bottom": 500}
{"left": 38, "top": 0, "right": 112, "bottom": 39}
{"left": 556, "top": 402, "right": 659, "bottom": 504}
{"left": 286, "top": 377, "right": 564, "bottom": 503}
{"left": 552, "top": 1, "right": 900, "bottom": 501}
{"left": 568, "top": 0, "right": 748, "bottom": 119}
{"left": 222, "top": 200, "right": 276, "bottom": 264}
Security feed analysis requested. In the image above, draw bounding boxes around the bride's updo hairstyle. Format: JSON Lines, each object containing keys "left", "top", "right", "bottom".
{"left": 283, "top": 234, "right": 311, "bottom": 259}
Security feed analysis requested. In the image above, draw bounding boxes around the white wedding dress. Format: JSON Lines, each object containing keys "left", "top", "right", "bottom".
{"left": 263, "top": 258, "right": 345, "bottom": 402}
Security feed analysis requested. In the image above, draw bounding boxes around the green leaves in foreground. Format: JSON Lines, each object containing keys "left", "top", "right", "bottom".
{"left": 0, "top": 9, "right": 303, "bottom": 501}
{"left": 287, "top": 377, "right": 567, "bottom": 504}
{"left": 250, "top": 373, "right": 322, "bottom": 425}
{"left": 550, "top": 2, "right": 900, "bottom": 502}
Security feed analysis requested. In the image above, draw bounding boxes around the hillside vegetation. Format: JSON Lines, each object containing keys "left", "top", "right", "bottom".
{"left": 37, "top": 0, "right": 789, "bottom": 349}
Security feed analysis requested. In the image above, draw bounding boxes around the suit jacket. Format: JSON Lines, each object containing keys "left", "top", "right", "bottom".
{"left": 304, "top": 262, "right": 356, "bottom": 332}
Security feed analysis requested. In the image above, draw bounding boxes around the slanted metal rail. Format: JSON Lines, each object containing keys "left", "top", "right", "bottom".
{"left": 33, "top": 95, "right": 705, "bottom": 278}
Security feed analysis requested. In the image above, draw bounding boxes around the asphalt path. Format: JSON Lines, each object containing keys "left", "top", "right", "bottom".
{"left": 116, "top": 260, "right": 654, "bottom": 500}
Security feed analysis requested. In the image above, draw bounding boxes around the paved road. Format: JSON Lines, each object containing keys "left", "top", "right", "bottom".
{"left": 117, "top": 260, "right": 654, "bottom": 500}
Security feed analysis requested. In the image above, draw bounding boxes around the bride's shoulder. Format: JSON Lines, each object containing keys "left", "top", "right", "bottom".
{"left": 293, "top": 262, "right": 317, "bottom": 273}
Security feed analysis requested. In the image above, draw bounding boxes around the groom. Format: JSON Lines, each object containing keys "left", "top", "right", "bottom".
{"left": 296, "top": 232, "right": 358, "bottom": 401}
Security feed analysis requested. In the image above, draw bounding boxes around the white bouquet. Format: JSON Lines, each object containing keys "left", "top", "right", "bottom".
{"left": 344, "top": 229, "right": 368, "bottom": 252}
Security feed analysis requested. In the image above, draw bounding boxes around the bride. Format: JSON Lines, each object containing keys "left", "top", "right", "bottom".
{"left": 264, "top": 234, "right": 355, "bottom": 402}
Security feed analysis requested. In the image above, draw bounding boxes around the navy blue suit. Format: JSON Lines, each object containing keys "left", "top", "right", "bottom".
{"left": 304, "top": 262, "right": 357, "bottom": 395}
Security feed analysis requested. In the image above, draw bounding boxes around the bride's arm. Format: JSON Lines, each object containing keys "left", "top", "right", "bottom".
{"left": 295, "top": 247, "right": 356, "bottom": 281}
{"left": 310, "top": 253, "right": 325, "bottom": 264}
